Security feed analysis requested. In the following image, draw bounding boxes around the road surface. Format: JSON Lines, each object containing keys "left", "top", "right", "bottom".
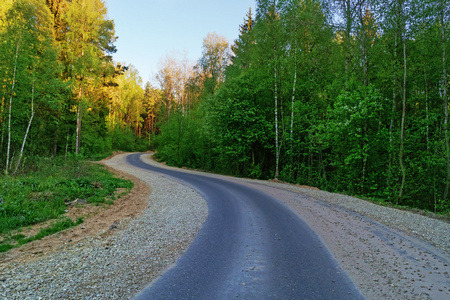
{"left": 127, "top": 153, "right": 364, "bottom": 299}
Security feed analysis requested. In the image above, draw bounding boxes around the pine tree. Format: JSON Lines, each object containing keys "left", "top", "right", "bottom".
{"left": 230, "top": 8, "right": 255, "bottom": 73}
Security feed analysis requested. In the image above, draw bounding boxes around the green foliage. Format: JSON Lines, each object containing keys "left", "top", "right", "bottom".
{"left": 0, "top": 1, "right": 152, "bottom": 170}
{"left": 323, "top": 85, "right": 389, "bottom": 195}
{"left": 155, "top": 108, "right": 211, "bottom": 169}
{"left": 154, "top": 0, "right": 450, "bottom": 214}
{"left": 207, "top": 72, "right": 273, "bottom": 176}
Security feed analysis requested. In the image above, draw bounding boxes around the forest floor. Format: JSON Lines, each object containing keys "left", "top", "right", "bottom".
{"left": 0, "top": 159, "right": 149, "bottom": 266}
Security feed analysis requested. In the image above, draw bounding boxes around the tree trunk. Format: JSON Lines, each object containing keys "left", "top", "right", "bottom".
{"left": 5, "top": 40, "right": 20, "bottom": 175}
{"left": 1, "top": 98, "right": 5, "bottom": 152}
{"left": 360, "top": 2, "right": 369, "bottom": 86}
{"left": 398, "top": 15, "right": 407, "bottom": 203}
{"left": 75, "top": 85, "right": 82, "bottom": 155}
{"left": 274, "top": 58, "right": 279, "bottom": 179}
{"left": 424, "top": 66, "right": 430, "bottom": 149}
{"left": 65, "top": 131, "right": 69, "bottom": 158}
{"left": 344, "top": 0, "right": 352, "bottom": 84}
{"left": 14, "top": 76, "right": 35, "bottom": 175}
{"left": 388, "top": 29, "right": 398, "bottom": 194}
{"left": 441, "top": 1, "right": 450, "bottom": 200}
{"left": 290, "top": 66, "right": 297, "bottom": 148}
{"left": 290, "top": 42, "right": 297, "bottom": 180}
{"left": 272, "top": 1, "right": 279, "bottom": 179}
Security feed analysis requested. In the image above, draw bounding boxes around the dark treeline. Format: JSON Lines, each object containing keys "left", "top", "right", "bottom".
{"left": 0, "top": 0, "right": 159, "bottom": 174}
{"left": 155, "top": 0, "right": 450, "bottom": 213}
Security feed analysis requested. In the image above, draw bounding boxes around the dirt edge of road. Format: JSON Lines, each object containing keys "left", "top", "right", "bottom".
{"left": 0, "top": 158, "right": 149, "bottom": 266}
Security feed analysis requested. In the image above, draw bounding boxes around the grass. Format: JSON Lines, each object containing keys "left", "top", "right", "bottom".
{"left": 0, "top": 217, "right": 84, "bottom": 253}
{"left": 0, "top": 155, "right": 133, "bottom": 252}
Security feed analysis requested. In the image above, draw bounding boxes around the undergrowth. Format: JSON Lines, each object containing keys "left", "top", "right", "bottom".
{"left": 0, "top": 155, "right": 133, "bottom": 246}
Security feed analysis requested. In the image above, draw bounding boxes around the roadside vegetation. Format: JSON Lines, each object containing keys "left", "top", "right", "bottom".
{"left": 2, "top": 0, "right": 449, "bottom": 245}
{"left": 0, "top": 155, "right": 133, "bottom": 253}
{"left": 0, "top": 1, "right": 144, "bottom": 253}
{"left": 154, "top": 1, "right": 450, "bottom": 217}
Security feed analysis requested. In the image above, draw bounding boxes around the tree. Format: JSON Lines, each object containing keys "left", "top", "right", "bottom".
{"left": 439, "top": 0, "right": 450, "bottom": 200}
{"left": 230, "top": 7, "right": 254, "bottom": 73}
{"left": 62, "top": 0, "right": 116, "bottom": 154}
{"left": 199, "top": 32, "right": 231, "bottom": 87}
{"left": 153, "top": 0, "right": 450, "bottom": 213}
{"left": 0, "top": 0, "right": 64, "bottom": 173}
{"left": 156, "top": 52, "right": 194, "bottom": 119}
{"left": 331, "top": 0, "right": 366, "bottom": 84}
{"left": 254, "top": 0, "right": 285, "bottom": 178}
{"left": 142, "top": 82, "right": 162, "bottom": 141}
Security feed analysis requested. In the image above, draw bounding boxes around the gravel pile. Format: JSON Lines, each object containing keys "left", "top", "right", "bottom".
{"left": 0, "top": 153, "right": 208, "bottom": 300}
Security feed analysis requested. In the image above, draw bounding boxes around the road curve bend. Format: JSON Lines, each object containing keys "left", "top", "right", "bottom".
{"left": 128, "top": 153, "right": 364, "bottom": 299}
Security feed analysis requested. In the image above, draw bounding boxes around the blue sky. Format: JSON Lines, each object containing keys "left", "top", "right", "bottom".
{"left": 105, "top": 0, "right": 256, "bottom": 84}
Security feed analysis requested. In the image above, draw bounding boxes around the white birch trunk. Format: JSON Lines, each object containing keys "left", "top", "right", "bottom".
{"left": 14, "top": 76, "right": 35, "bottom": 175}
{"left": 274, "top": 62, "right": 279, "bottom": 179}
{"left": 272, "top": 0, "right": 280, "bottom": 179}
{"left": 75, "top": 86, "right": 82, "bottom": 155}
{"left": 289, "top": 44, "right": 297, "bottom": 180}
{"left": 290, "top": 66, "right": 297, "bottom": 147}
{"left": 5, "top": 40, "right": 20, "bottom": 175}
{"left": 441, "top": 2, "right": 450, "bottom": 200}
{"left": 290, "top": 20, "right": 297, "bottom": 153}
{"left": 390, "top": 33, "right": 397, "bottom": 147}
{"left": 398, "top": 14, "right": 407, "bottom": 203}
{"left": 424, "top": 67, "right": 430, "bottom": 149}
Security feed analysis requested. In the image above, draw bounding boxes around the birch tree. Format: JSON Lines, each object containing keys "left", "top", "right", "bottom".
{"left": 0, "top": 0, "right": 57, "bottom": 173}
{"left": 255, "top": 0, "right": 283, "bottom": 178}
{"left": 440, "top": 0, "right": 450, "bottom": 200}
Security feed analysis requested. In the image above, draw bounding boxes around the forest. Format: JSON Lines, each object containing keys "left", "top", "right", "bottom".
{"left": 0, "top": 0, "right": 160, "bottom": 173}
{"left": 0, "top": 0, "right": 146, "bottom": 244}
{"left": 1, "top": 0, "right": 450, "bottom": 215}
{"left": 155, "top": 0, "right": 450, "bottom": 214}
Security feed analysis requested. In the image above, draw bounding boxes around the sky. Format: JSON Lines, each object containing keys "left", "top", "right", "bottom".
{"left": 105, "top": 0, "right": 256, "bottom": 85}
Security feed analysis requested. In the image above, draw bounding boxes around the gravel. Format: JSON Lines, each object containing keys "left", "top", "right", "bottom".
{"left": 1, "top": 153, "right": 449, "bottom": 300}
{"left": 244, "top": 180, "right": 450, "bottom": 255}
{"left": 0, "top": 153, "right": 208, "bottom": 300}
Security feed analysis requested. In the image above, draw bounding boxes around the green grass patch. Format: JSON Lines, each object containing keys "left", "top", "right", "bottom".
{"left": 0, "top": 155, "right": 133, "bottom": 235}
{"left": 0, "top": 217, "right": 84, "bottom": 253}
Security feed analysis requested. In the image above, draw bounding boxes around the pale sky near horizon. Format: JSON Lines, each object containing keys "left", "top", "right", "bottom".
{"left": 105, "top": 0, "right": 256, "bottom": 85}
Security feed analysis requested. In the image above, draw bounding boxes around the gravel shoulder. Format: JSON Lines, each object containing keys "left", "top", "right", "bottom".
{"left": 0, "top": 153, "right": 208, "bottom": 299}
{"left": 1, "top": 153, "right": 449, "bottom": 299}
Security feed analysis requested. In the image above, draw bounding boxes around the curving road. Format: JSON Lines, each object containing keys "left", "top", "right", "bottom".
{"left": 127, "top": 153, "right": 364, "bottom": 299}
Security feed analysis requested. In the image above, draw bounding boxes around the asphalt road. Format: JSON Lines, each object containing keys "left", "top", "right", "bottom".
{"left": 127, "top": 153, "right": 364, "bottom": 299}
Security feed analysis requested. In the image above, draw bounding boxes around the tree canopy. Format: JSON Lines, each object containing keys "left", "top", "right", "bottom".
{"left": 0, "top": 0, "right": 159, "bottom": 172}
{"left": 154, "top": 0, "right": 450, "bottom": 214}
